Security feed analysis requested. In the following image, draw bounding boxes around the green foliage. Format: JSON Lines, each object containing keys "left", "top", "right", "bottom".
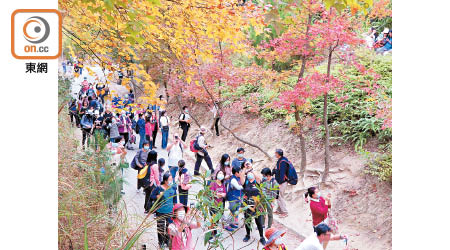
{"left": 362, "top": 143, "right": 392, "bottom": 182}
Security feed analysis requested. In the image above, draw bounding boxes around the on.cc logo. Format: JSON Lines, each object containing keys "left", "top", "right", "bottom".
{"left": 23, "top": 16, "right": 50, "bottom": 44}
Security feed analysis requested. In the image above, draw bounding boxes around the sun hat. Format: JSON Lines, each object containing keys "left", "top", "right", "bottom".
{"left": 200, "top": 126, "right": 207, "bottom": 133}
{"left": 264, "top": 228, "right": 286, "bottom": 246}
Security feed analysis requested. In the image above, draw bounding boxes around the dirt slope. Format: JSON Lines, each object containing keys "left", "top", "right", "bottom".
{"left": 164, "top": 101, "right": 392, "bottom": 250}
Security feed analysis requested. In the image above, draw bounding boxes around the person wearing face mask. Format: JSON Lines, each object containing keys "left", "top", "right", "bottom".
{"left": 224, "top": 166, "right": 245, "bottom": 232}
{"left": 167, "top": 133, "right": 188, "bottom": 180}
{"left": 80, "top": 109, "right": 94, "bottom": 150}
{"left": 131, "top": 141, "right": 150, "bottom": 194}
{"left": 168, "top": 203, "right": 201, "bottom": 250}
{"left": 263, "top": 227, "right": 288, "bottom": 250}
{"left": 177, "top": 160, "right": 192, "bottom": 206}
{"left": 178, "top": 106, "right": 191, "bottom": 142}
{"left": 108, "top": 137, "right": 127, "bottom": 194}
{"left": 232, "top": 147, "right": 252, "bottom": 169}
{"left": 304, "top": 187, "right": 332, "bottom": 230}
{"left": 261, "top": 168, "right": 279, "bottom": 229}
{"left": 213, "top": 153, "right": 232, "bottom": 181}
{"left": 150, "top": 172, "right": 178, "bottom": 248}
{"left": 296, "top": 224, "right": 346, "bottom": 250}
{"left": 193, "top": 126, "right": 214, "bottom": 176}
{"left": 118, "top": 111, "right": 131, "bottom": 148}
{"left": 108, "top": 116, "right": 121, "bottom": 142}
{"left": 242, "top": 169, "right": 266, "bottom": 245}
{"left": 209, "top": 170, "right": 227, "bottom": 238}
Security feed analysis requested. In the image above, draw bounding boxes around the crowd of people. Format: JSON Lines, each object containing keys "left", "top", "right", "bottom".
{"left": 365, "top": 27, "right": 392, "bottom": 55}
{"left": 67, "top": 67, "right": 348, "bottom": 250}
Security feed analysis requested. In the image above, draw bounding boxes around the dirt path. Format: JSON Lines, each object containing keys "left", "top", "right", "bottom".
{"left": 69, "top": 66, "right": 305, "bottom": 250}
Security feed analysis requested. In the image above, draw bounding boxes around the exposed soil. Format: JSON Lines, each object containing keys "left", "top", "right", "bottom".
{"left": 162, "top": 101, "right": 392, "bottom": 250}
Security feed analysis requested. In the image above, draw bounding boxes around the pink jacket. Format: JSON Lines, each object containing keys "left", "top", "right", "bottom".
{"left": 149, "top": 164, "right": 160, "bottom": 187}
{"left": 145, "top": 122, "right": 152, "bottom": 136}
{"left": 168, "top": 218, "right": 200, "bottom": 250}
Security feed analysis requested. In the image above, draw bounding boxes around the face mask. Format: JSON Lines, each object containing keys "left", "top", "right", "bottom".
{"left": 177, "top": 210, "right": 185, "bottom": 221}
{"left": 247, "top": 173, "right": 254, "bottom": 181}
{"left": 237, "top": 154, "right": 244, "bottom": 158}
{"left": 217, "top": 174, "right": 224, "bottom": 180}
{"left": 185, "top": 110, "right": 189, "bottom": 113}
{"left": 224, "top": 161, "right": 230, "bottom": 166}
{"left": 120, "top": 141, "right": 125, "bottom": 145}
{"left": 316, "top": 192, "right": 321, "bottom": 199}
{"left": 111, "top": 149, "right": 117, "bottom": 154}
{"left": 274, "top": 238, "right": 283, "bottom": 246}
{"left": 111, "top": 142, "right": 118, "bottom": 147}
{"left": 144, "top": 146, "right": 150, "bottom": 150}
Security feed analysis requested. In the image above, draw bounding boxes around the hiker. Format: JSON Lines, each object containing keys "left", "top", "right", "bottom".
{"left": 376, "top": 29, "right": 392, "bottom": 54}
{"left": 108, "top": 137, "right": 127, "bottom": 194}
{"left": 159, "top": 110, "right": 170, "bottom": 149}
{"left": 232, "top": 147, "right": 250, "bottom": 169}
{"left": 150, "top": 172, "right": 177, "bottom": 249}
{"left": 157, "top": 158, "right": 166, "bottom": 185}
{"left": 193, "top": 126, "right": 214, "bottom": 176}
{"left": 295, "top": 224, "right": 347, "bottom": 250}
{"left": 167, "top": 133, "right": 187, "bottom": 179}
{"left": 212, "top": 153, "right": 232, "bottom": 181}
{"left": 150, "top": 110, "right": 159, "bottom": 149}
{"left": 118, "top": 111, "right": 131, "bottom": 148}
{"left": 92, "top": 110, "right": 104, "bottom": 151}
{"left": 80, "top": 108, "right": 94, "bottom": 150}
{"left": 304, "top": 187, "right": 332, "bottom": 228}
{"left": 210, "top": 101, "right": 222, "bottom": 136}
{"left": 364, "top": 27, "right": 377, "bottom": 48}
{"left": 78, "top": 60, "right": 84, "bottom": 75}
{"left": 263, "top": 228, "right": 288, "bottom": 250}
{"left": 242, "top": 169, "right": 266, "bottom": 245}
{"left": 118, "top": 70, "right": 123, "bottom": 85}
{"left": 261, "top": 168, "right": 279, "bottom": 229}
{"left": 133, "top": 141, "right": 150, "bottom": 193}
{"left": 81, "top": 77, "right": 89, "bottom": 96}
{"left": 140, "top": 150, "right": 158, "bottom": 213}
{"left": 108, "top": 116, "right": 121, "bottom": 143}
{"left": 177, "top": 160, "right": 192, "bottom": 206}
{"left": 209, "top": 170, "right": 227, "bottom": 238}
{"left": 128, "top": 89, "right": 135, "bottom": 103}
{"left": 273, "top": 149, "right": 289, "bottom": 218}
{"left": 168, "top": 203, "right": 202, "bottom": 250}
{"left": 68, "top": 99, "right": 79, "bottom": 127}
{"left": 224, "top": 166, "right": 245, "bottom": 231}
{"left": 62, "top": 60, "right": 67, "bottom": 75}
{"left": 178, "top": 106, "right": 191, "bottom": 142}
{"left": 136, "top": 113, "right": 146, "bottom": 149}
{"left": 144, "top": 116, "right": 154, "bottom": 149}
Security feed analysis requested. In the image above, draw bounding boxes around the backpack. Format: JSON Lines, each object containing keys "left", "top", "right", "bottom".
{"left": 226, "top": 175, "right": 241, "bottom": 202}
{"left": 278, "top": 159, "right": 298, "bottom": 185}
{"left": 179, "top": 113, "right": 185, "bottom": 128}
{"left": 189, "top": 135, "right": 202, "bottom": 153}
{"left": 130, "top": 150, "right": 143, "bottom": 170}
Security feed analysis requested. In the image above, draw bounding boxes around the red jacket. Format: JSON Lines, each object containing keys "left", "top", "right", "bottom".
{"left": 310, "top": 197, "right": 331, "bottom": 226}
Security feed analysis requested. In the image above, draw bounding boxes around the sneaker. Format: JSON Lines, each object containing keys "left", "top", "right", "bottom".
{"left": 224, "top": 226, "right": 235, "bottom": 232}
{"left": 230, "top": 224, "right": 239, "bottom": 229}
{"left": 260, "top": 237, "right": 266, "bottom": 245}
{"left": 243, "top": 235, "right": 250, "bottom": 242}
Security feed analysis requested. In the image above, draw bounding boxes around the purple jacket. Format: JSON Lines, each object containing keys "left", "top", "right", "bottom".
{"left": 118, "top": 116, "right": 131, "bottom": 134}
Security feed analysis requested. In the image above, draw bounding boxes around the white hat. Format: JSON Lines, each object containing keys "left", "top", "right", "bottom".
{"left": 94, "top": 110, "right": 99, "bottom": 116}
{"left": 200, "top": 126, "right": 207, "bottom": 132}
{"left": 382, "top": 27, "right": 389, "bottom": 33}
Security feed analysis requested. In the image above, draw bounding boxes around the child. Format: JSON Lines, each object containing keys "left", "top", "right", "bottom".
{"left": 261, "top": 168, "right": 279, "bottom": 229}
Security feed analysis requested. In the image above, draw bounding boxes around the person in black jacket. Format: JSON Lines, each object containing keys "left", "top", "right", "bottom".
{"left": 273, "top": 149, "right": 289, "bottom": 217}
{"left": 242, "top": 168, "right": 266, "bottom": 245}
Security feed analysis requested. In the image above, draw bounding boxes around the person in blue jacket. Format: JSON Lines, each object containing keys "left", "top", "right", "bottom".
{"left": 273, "top": 149, "right": 289, "bottom": 218}
{"left": 137, "top": 113, "right": 146, "bottom": 149}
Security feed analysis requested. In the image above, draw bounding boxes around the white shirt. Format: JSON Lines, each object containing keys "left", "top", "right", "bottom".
{"left": 168, "top": 142, "right": 183, "bottom": 167}
{"left": 160, "top": 116, "right": 170, "bottom": 127}
{"left": 211, "top": 105, "right": 218, "bottom": 118}
{"left": 296, "top": 234, "right": 323, "bottom": 250}
{"left": 230, "top": 177, "right": 243, "bottom": 190}
{"left": 179, "top": 113, "right": 191, "bottom": 121}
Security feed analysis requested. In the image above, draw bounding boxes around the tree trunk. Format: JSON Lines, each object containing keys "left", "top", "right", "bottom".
{"left": 294, "top": 107, "right": 307, "bottom": 180}
{"left": 321, "top": 48, "right": 334, "bottom": 183}
{"left": 295, "top": 13, "right": 312, "bottom": 181}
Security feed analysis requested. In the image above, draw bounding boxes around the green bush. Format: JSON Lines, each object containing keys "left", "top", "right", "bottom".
{"left": 362, "top": 143, "right": 392, "bottom": 182}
